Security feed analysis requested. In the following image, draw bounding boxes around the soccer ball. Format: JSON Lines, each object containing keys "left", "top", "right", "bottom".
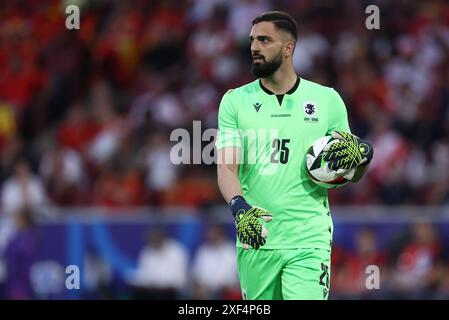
{"left": 305, "top": 135, "right": 355, "bottom": 189}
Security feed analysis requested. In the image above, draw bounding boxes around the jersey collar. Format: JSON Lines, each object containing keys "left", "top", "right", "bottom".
{"left": 259, "top": 76, "right": 301, "bottom": 95}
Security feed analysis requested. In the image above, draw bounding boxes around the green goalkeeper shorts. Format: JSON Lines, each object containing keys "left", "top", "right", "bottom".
{"left": 237, "top": 247, "right": 331, "bottom": 300}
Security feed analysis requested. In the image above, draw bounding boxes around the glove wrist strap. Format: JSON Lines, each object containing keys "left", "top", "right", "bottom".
{"left": 229, "top": 195, "right": 251, "bottom": 218}
{"left": 359, "top": 139, "right": 374, "bottom": 164}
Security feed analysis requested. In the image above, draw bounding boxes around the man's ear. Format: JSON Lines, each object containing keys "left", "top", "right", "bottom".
{"left": 284, "top": 40, "right": 295, "bottom": 57}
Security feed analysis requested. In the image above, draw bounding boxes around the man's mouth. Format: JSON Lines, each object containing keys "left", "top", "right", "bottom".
{"left": 253, "top": 56, "right": 264, "bottom": 63}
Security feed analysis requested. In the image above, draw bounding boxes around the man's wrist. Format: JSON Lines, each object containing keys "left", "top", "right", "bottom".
{"left": 229, "top": 195, "right": 251, "bottom": 218}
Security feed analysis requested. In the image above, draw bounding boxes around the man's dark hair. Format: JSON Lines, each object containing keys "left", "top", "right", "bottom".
{"left": 252, "top": 11, "right": 298, "bottom": 42}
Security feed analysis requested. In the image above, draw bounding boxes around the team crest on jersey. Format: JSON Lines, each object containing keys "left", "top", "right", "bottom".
{"left": 303, "top": 102, "right": 319, "bottom": 123}
{"left": 303, "top": 102, "right": 316, "bottom": 116}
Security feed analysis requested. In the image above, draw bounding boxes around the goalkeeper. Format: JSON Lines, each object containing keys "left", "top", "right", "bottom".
{"left": 216, "top": 11, "right": 373, "bottom": 300}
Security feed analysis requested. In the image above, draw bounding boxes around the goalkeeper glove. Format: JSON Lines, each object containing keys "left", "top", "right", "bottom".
{"left": 323, "top": 131, "right": 374, "bottom": 172}
{"left": 229, "top": 195, "right": 272, "bottom": 250}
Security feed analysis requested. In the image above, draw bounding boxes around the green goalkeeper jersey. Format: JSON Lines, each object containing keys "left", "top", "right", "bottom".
{"left": 216, "top": 77, "right": 351, "bottom": 250}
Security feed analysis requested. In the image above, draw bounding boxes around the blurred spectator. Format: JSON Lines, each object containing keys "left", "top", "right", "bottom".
{"left": 228, "top": 0, "right": 271, "bottom": 44}
{"left": 39, "top": 144, "right": 87, "bottom": 206}
{"left": 92, "top": 159, "right": 143, "bottom": 208}
{"left": 0, "top": 159, "right": 47, "bottom": 251}
{"left": 191, "top": 224, "right": 239, "bottom": 299}
{"left": 2, "top": 207, "right": 39, "bottom": 299}
{"left": 139, "top": 132, "right": 178, "bottom": 206}
{"left": 126, "top": 227, "right": 189, "bottom": 299}
{"left": 293, "top": 24, "right": 330, "bottom": 76}
{"left": 0, "top": 47, "right": 45, "bottom": 110}
{"left": 87, "top": 81, "right": 126, "bottom": 167}
{"left": 388, "top": 223, "right": 446, "bottom": 299}
{"left": 92, "top": 4, "right": 141, "bottom": 89}
{"left": 332, "top": 228, "right": 387, "bottom": 299}
{"left": 139, "top": 0, "right": 188, "bottom": 74}
{"left": 1, "top": 159, "right": 48, "bottom": 216}
{"left": 189, "top": 0, "right": 229, "bottom": 23}
{"left": 57, "top": 103, "right": 99, "bottom": 155}
{"left": 367, "top": 112, "right": 411, "bottom": 205}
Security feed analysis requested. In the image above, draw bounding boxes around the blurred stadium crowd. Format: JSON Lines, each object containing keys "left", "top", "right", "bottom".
{"left": 1, "top": 0, "right": 449, "bottom": 300}
{"left": 1, "top": 0, "right": 449, "bottom": 210}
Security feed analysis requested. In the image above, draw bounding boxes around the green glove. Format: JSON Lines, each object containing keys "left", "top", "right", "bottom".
{"left": 230, "top": 196, "right": 272, "bottom": 250}
{"left": 323, "top": 131, "right": 374, "bottom": 172}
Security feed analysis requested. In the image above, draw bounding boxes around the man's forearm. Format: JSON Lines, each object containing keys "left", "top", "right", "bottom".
{"left": 217, "top": 165, "right": 242, "bottom": 203}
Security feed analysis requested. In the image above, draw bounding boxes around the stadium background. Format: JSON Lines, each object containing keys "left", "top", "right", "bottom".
{"left": 0, "top": 0, "right": 449, "bottom": 299}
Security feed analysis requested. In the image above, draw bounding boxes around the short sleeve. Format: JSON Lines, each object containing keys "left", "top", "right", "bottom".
{"left": 327, "top": 89, "right": 351, "bottom": 134}
{"left": 215, "top": 90, "right": 242, "bottom": 150}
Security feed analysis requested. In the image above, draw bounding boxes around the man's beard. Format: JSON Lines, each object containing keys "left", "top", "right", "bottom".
{"left": 251, "top": 51, "right": 283, "bottom": 78}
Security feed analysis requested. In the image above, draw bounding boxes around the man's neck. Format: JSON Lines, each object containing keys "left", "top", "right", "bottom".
{"left": 260, "top": 65, "right": 298, "bottom": 95}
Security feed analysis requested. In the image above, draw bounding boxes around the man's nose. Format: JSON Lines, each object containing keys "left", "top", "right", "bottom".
{"left": 251, "top": 42, "right": 261, "bottom": 53}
